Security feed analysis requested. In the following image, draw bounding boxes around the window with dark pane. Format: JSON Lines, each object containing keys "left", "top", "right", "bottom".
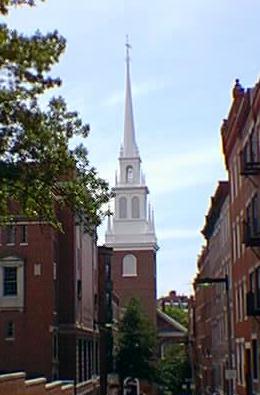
{"left": 77, "top": 279, "right": 82, "bottom": 300}
{"left": 83, "top": 340, "right": 87, "bottom": 381}
{"left": 53, "top": 332, "right": 58, "bottom": 361}
{"left": 6, "top": 225, "right": 16, "bottom": 244}
{"left": 105, "top": 255, "right": 111, "bottom": 280}
{"left": 3, "top": 267, "right": 17, "bottom": 296}
{"left": 256, "top": 267, "right": 260, "bottom": 309}
{"left": 20, "top": 225, "right": 27, "bottom": 244}
{"left": 5, "top": 321, "right": 15, "bottom": 338}
{"left": 252, "top": 339, "right": 258, "bottom": 380}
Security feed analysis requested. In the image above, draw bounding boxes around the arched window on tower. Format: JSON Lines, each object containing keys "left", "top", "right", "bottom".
{"left": 131, "top": 196, "right": 140, "bottom": 218}
{"left": 122, "top": 254, "right": 137, "bottom": 277}
{"left": 119, "top": 197, "right": 127, "bottom": 218}
{"left": 126, "top": 166, "right": 134, "bottom": 183}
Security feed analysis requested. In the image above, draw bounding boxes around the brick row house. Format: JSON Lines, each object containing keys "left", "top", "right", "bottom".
{"left": 192, "top": 78, "right": 260, "bottom": 395}
{"left": 0, "top": 208, "right": 104, "bottom": 391}
{"left": 193, "top": 181, "right": 233, "bottom": 395}
{"left": 98, "top": 246, "right": 120, "bottom": 395}
{"left": 222, "top": 79, "right": 260, "bottom": 395}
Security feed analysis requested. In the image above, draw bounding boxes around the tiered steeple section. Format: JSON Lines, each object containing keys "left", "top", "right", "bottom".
{"left": 105, "top": 42, "right": 157, "bottom": 251}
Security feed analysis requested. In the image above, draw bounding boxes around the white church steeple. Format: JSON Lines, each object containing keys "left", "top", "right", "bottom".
{"left": 104, "top": 40, "right": 158, "bottom": 325}
{"left": 121, "top": 37, "right": 139, "bottom": 159}
{"left": 105, "top": 40, "right": 157, "bottom": 251}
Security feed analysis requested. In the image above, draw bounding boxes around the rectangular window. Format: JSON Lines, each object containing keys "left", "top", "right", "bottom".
{"left": 77, "top": 280, "right": 82, "bottom": 300}
{"left": 241, "top": 282, "right": 245, "bottom": 320}
{"left": 243, "top": 279, "right": 247, "bottom": 318}
{"left": 53, "top": 332, "right": 58, "bottom": 361}
{"left": 250, "top": 272, "right": 255, "bottom": 293}
{"left": 232, "top": 225, "right": 237, "bottom": 263}
{"left": 105, "top": 255, "right": 111, "bottom": 279}
{"left": 5, "top": 321, "right": 15, "bottom": 339}
{"left": 53, "top": 262, "right": 57, "bottom": 281}
{"left": 20, "top": 225, "right": 27, "bottom": 244}
{"left": 252, "top": 339, "right": 258, "bottom": 380}
{"left": 83, "top": 340, "right": 87, "bottom": 382}
{"left": 6, "top": 225, "right": 16, "bottom": 245}
{"left": 237, "top": 287, "right": 240, "bottom": 322}
{"left": 3, "top": 267, "right": 17, "bottom": 296}
{"left": 34, "top": 263, "right": 41, "bottom": 276}
{"left": 234, "top": 160, "right": 238, "bottom": 198}
{"left": 237, "top": 219, "right": 241, "bottom": 259}
{"left": 78, "top": 339, "right": 83, "bottom": 383}
{"left": 236, "top": 343, "right": 240, "bottom": 383}
{"left": 256, "top": 268, "right": 260, "bottom": 309}
{"left": 88, "top": 340, "right": 93, "bottom": 379}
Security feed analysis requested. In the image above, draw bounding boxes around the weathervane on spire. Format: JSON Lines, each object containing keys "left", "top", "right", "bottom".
{"left": 125, "top": 34, "right": 131, "bottom": 63}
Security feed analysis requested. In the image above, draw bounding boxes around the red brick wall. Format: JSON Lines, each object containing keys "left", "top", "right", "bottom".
{"left": 0, "top": 223, "right": 55, "bottom": 379}
{"left": 111, "top": 249, "right": 156, "bottom": 324}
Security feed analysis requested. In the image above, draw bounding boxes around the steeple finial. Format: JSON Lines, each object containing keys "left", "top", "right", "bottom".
{"left": 120, "top": 36, "right": 139, "bottom": 158}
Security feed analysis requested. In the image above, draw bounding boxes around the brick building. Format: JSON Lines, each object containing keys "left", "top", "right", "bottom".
{"left": 105, "top": 45, "right": 158, "bottom": 325}
{"left": 193, "top": 78, "right": 260, "bottom": 395}
{"left": 158, "top": 290, "right": 190, "bottom": 310}
{"left": 221, "top": 79, "right": 260, "bottom": 395}
{"left": 0, "top": 208, "right": 100, "bottom": 387}
{"left": 193, "top": 181, "right": 233, "bottom": 395}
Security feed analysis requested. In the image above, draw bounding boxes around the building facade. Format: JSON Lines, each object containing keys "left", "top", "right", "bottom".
{"left": 221, "top": 79, "right": 260, "bottom": 395}
{"left": 105, "top": 47, "right": 158, "bottom": 324}
{"left": 193, "top": 78, "right": 260, "bottom": 395}
{"left": 193, "top": 181, "right": 233, "bottom": 395}
{"left": 0, "top": 209, "right": 99, "bottom": 388}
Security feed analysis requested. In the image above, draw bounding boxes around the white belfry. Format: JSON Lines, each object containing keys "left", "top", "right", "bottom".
{"left": 105, "top": 42, "right": 158, "bottom": 251}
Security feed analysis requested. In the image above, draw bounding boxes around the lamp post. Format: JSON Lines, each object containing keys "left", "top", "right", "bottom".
{"left": 194, "top": 275, "right": 234, "bottom": 395}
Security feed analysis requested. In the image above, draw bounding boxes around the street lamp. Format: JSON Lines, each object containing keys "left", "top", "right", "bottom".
{"left": 194, "top": 275, "right": 234, "bottom": 395}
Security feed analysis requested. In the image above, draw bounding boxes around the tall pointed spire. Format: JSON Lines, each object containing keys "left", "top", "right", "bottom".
{"left": 121, "top": 36, "right": 139, "bottom": 158}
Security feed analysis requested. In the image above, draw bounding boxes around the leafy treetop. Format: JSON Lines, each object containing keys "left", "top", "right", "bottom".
{"left": 163, "top": 305, "right": 188, "bottom": 328}
{"left": 0, "top": 0, "right": 111, "bottom": 230}
{"left": 116, "top": 298, "right": 157, "bottom": 381}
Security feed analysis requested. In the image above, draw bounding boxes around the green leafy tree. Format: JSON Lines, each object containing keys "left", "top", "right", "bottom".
{"left": 0, "top": 0, "right": 111, "bottom": 229}
{"left": 158, "top": 344, "right": 191, "bottom": 395}
{"left": 164, "top": 305, "right": 188, "bottom": 328}
{"left": 116, "top": 298, "right": 157, "bottom": 382}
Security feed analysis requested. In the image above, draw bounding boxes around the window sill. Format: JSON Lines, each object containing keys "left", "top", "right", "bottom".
{"left": 20, "top": 243, "right": 28, "bottom": 246}
{"left": 122, "top": 274, "right": 137, "bottom": 277}
{"left": 5, "top": 337, "right": 15, "bottom": 342}
{"left": 6, "top": 243, "right": 15, "bottom": 246}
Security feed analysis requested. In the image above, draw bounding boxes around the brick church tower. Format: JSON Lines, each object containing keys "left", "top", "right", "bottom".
{"left": 105, "top": 43, "right": 158, "bottom": 324}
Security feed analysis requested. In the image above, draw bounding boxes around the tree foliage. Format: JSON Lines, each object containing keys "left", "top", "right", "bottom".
{"left": 164, "top": 305, "right": 188, "bottom": 328}
{"left": 0, "top": 0, "right": 111, "bottom": 229}
{"left": 158, "top": 344, "right": 191, "bottom": 395}
{"left": 116, "top": 298, "right": 157, "bottom": 381}
{"left": 0, "top": 0, "right": 37, "bottom": 15}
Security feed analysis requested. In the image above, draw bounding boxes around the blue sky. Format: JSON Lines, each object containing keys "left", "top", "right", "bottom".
{"left": 5, "top": 0, "right": 260, "bottom": 296}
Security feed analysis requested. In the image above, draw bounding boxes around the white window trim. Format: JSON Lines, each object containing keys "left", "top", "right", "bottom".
{"left": 122, "top": 254, "right": 137, "bottom": 277}
{"left": 0, "top": 256, "right": 24, "bottom": 311}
